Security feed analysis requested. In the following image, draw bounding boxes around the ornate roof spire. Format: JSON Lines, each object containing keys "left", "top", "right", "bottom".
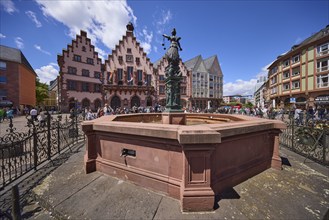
{"left": 126, "top": 22, "right": 134, "bottom": 32}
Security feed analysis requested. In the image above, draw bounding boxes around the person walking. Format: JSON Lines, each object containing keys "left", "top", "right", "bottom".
{"left": 6, "top": 107, "right": 14, "bottom": 119}
{"left": 0, "top": 107, "right": 4, "bottom": 122}
{"left": 103, "top": 104, "right": 113, "bottom": 116}
{"left": 30, "top": 107, "right": 38, "bottom": 121}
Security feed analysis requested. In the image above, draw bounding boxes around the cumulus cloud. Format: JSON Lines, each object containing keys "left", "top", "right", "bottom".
{"left": 36, "top": 1, "right": 136, "bottom": 51}
{"left": 34, "top": 44, "right": 51, "bottom": 55}
{"left": 0, "top": 0, "right": 18, "bottom": 14}
{"left": 223, "top": 79, "right": 258, "bottom": 96}
{"left": 35, "top": 63, "right": 59, "bottom": 84}
{"left": 152, "top": 9, "right": 172, "bottom": 52}
{"left": 94, "top": 46, "right": 109, "bottom": 62}
{"left": 136, "top": 27, "right": 153, "bottom": 54}
{"left": 223, "top": 64, "right": 270, "bottom": 96}
{"left": 0, "top": 33, "right": 6, "bottom": 39}
{"left": 15, "top": 37, "right": 24, "bottom": 49}
{"left": 26, "top": 11, "right": 42, "bottom": 28}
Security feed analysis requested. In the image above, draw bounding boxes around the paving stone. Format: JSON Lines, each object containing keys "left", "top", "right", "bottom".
{"left": 29, "top": 146, "right": 329, "bottom": 220}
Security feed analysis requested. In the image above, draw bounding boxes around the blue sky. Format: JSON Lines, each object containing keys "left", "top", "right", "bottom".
{"left": 0, "top": 0, "right": 328, "bottom": 96}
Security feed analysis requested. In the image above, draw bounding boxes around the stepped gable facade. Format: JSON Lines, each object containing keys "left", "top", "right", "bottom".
{"left": 153, "top": 56, "right": 192, "bottom": 108}
{"left": 57, "top": 31, "right": 103, "bottom": 112}
{"left": 104, "top": 23, "right": 155, "bottom": 109}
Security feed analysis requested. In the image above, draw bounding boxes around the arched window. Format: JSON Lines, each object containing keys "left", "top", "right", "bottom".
{"left": 94, "top": 99, "right": 102, "bottom": 110}
{"left": 131, "top": 96, "right": 140, "bottom": 108}
{"left": 110, "top": 96, "right": 121, "bottom": 110}
{"left": 159, "top": 99, "right": 166, "bottom": 106}
{"left": 146, "top": 96, "right": 152, "bottom": 107}
{"left": 82, "top": 98, "right": 90, "bottom": 109}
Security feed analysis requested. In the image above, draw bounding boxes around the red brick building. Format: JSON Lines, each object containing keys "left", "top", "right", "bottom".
{"left": 0, "top": 45, "right": 36, "bottom": 109}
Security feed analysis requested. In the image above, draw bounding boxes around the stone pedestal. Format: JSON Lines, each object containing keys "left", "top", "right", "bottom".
{"left": 270, "top": 131, "right": 282, "bottom": 170}
{"left": 82, "top": 123, "right": 97, "bottom": 173}
{"left": 181, "top": 147, "right": 215, "bottom": 212}
{"left": 162, "top": 112, "right": 186, "bottom": 125}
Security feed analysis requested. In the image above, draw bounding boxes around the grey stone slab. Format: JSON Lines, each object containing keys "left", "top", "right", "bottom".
{"left": 32, "top": 150, "right": 102, "bottom": 208}
{"left": 55, "top": 174, "right": 163, "bottom": 219}
{"left": 30, "top": 142, "right": 329, "bottom": 220}
{"left": 153, "top": 194, "right": 247, "bottom": 220}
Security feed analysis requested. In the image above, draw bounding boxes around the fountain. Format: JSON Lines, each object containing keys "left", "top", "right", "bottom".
{"left": 82, "top": 28, "right": 286, "bottom": 212}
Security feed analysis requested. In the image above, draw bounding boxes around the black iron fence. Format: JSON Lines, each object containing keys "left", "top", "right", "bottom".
{"left": 0, "top": 112, "right": 85, "bottom": 190}
{"left": 279, "top": 118, "right": 329, "bottom": 166}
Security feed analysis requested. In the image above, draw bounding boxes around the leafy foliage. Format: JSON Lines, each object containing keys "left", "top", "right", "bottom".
{"left": 36, "top": 78, "right": 49, "bottom": 105}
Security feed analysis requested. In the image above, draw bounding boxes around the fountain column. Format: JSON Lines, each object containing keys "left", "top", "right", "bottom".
{"left": 161, "top": 28, "right": 186, "bottom": 124}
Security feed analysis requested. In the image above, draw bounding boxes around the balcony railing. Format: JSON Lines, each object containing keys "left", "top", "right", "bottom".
{"left": 316, "top": 50, "right": 329, "bottom": 57}
{"left": 317, "top": 66, "right": 329, "bottom": 73}
{"left": 317, "top": 82, "right": 329, "bottom": 88}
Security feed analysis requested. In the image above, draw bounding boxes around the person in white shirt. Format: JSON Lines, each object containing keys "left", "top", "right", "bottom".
{"left": 30, "top": 107, "right": 37, "bottom": 121}
{"left": 103, "top": 104, "right": 112, "bottom": 116}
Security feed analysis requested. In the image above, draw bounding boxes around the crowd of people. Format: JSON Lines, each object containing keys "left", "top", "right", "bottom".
{"left": 0, "top": 107, "right": 14, "bottom": 122}
{"left": 80, "top": 103, "right": 328, "bottom": 124}
{"left": 2, "top": 103, "right": 328, "bottom": 128}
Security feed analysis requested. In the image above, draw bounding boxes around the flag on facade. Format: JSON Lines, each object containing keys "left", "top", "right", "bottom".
{"left": 106, "top": 63, "right": 113, "bottom": 81}
{"left": 128, "top": 70, "right": 133, "bottom": 83}
{"left": 109, "top": 71, "right": 113, "bottom": 81}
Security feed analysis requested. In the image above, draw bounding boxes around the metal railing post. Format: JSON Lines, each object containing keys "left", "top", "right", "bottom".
{"left": 57, "top": 114, "right": 61, "bottom": 154}
{"left": 47, "top": 112, "right": 51, "bottom": 160}
{"left": 291, "top": 117, "right": 295, "bottom": 150}
{"left": 11, "top": 184, "right": 21, "bottom": 220}
{"left": 33, "top": 125, "right": 38, "bottom": 170}
{"left": 75, "top": 112, "right": 78, "bottom": 142}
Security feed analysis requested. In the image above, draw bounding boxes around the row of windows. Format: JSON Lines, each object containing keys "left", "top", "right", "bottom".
{"left": 270, "top": 42, "right": 329, "bottom": 74}
{"left": 282, "top": 54, "right": 300, "bottom": 68}
{"left": 73, "top": 55, "right": 95, "bottom": 65}
{"left": 271, "top": 59, "right": 328, "bottom": 81}
{"left": 68, "top": 67, "right": 101, "bottom": 78}
{"left": 282, "top": 67, "right": 300, "bottom": 79}
{"left": 270, "top": 74, "right": 329, "bottom": 95}
{"left": 118, "top": 55, "right": 140, "bottom": 64}
{"left": 282, "top": 81, "right": 300, "bottom": 90}
{"left": 67, "top": 80, "right": 101, "bottom": 92}
{"left": 115, "top": 68, "right": 147, "bottom": 81}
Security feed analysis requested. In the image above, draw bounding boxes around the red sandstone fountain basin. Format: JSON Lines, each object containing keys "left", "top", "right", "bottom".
{"left": 82, "top": 113, "right": 286, "bottom": 212}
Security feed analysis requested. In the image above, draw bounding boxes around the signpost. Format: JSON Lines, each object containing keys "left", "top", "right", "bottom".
{"left": 290, "top": 97, "right": 296, "bottom": 103}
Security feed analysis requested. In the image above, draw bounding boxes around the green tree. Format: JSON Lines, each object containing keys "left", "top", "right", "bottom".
{"left": 36, "top": 78, "right": 49, "bottom": 106}
{"left": 244, "top": 102, "right": 254, "bottom": 108}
